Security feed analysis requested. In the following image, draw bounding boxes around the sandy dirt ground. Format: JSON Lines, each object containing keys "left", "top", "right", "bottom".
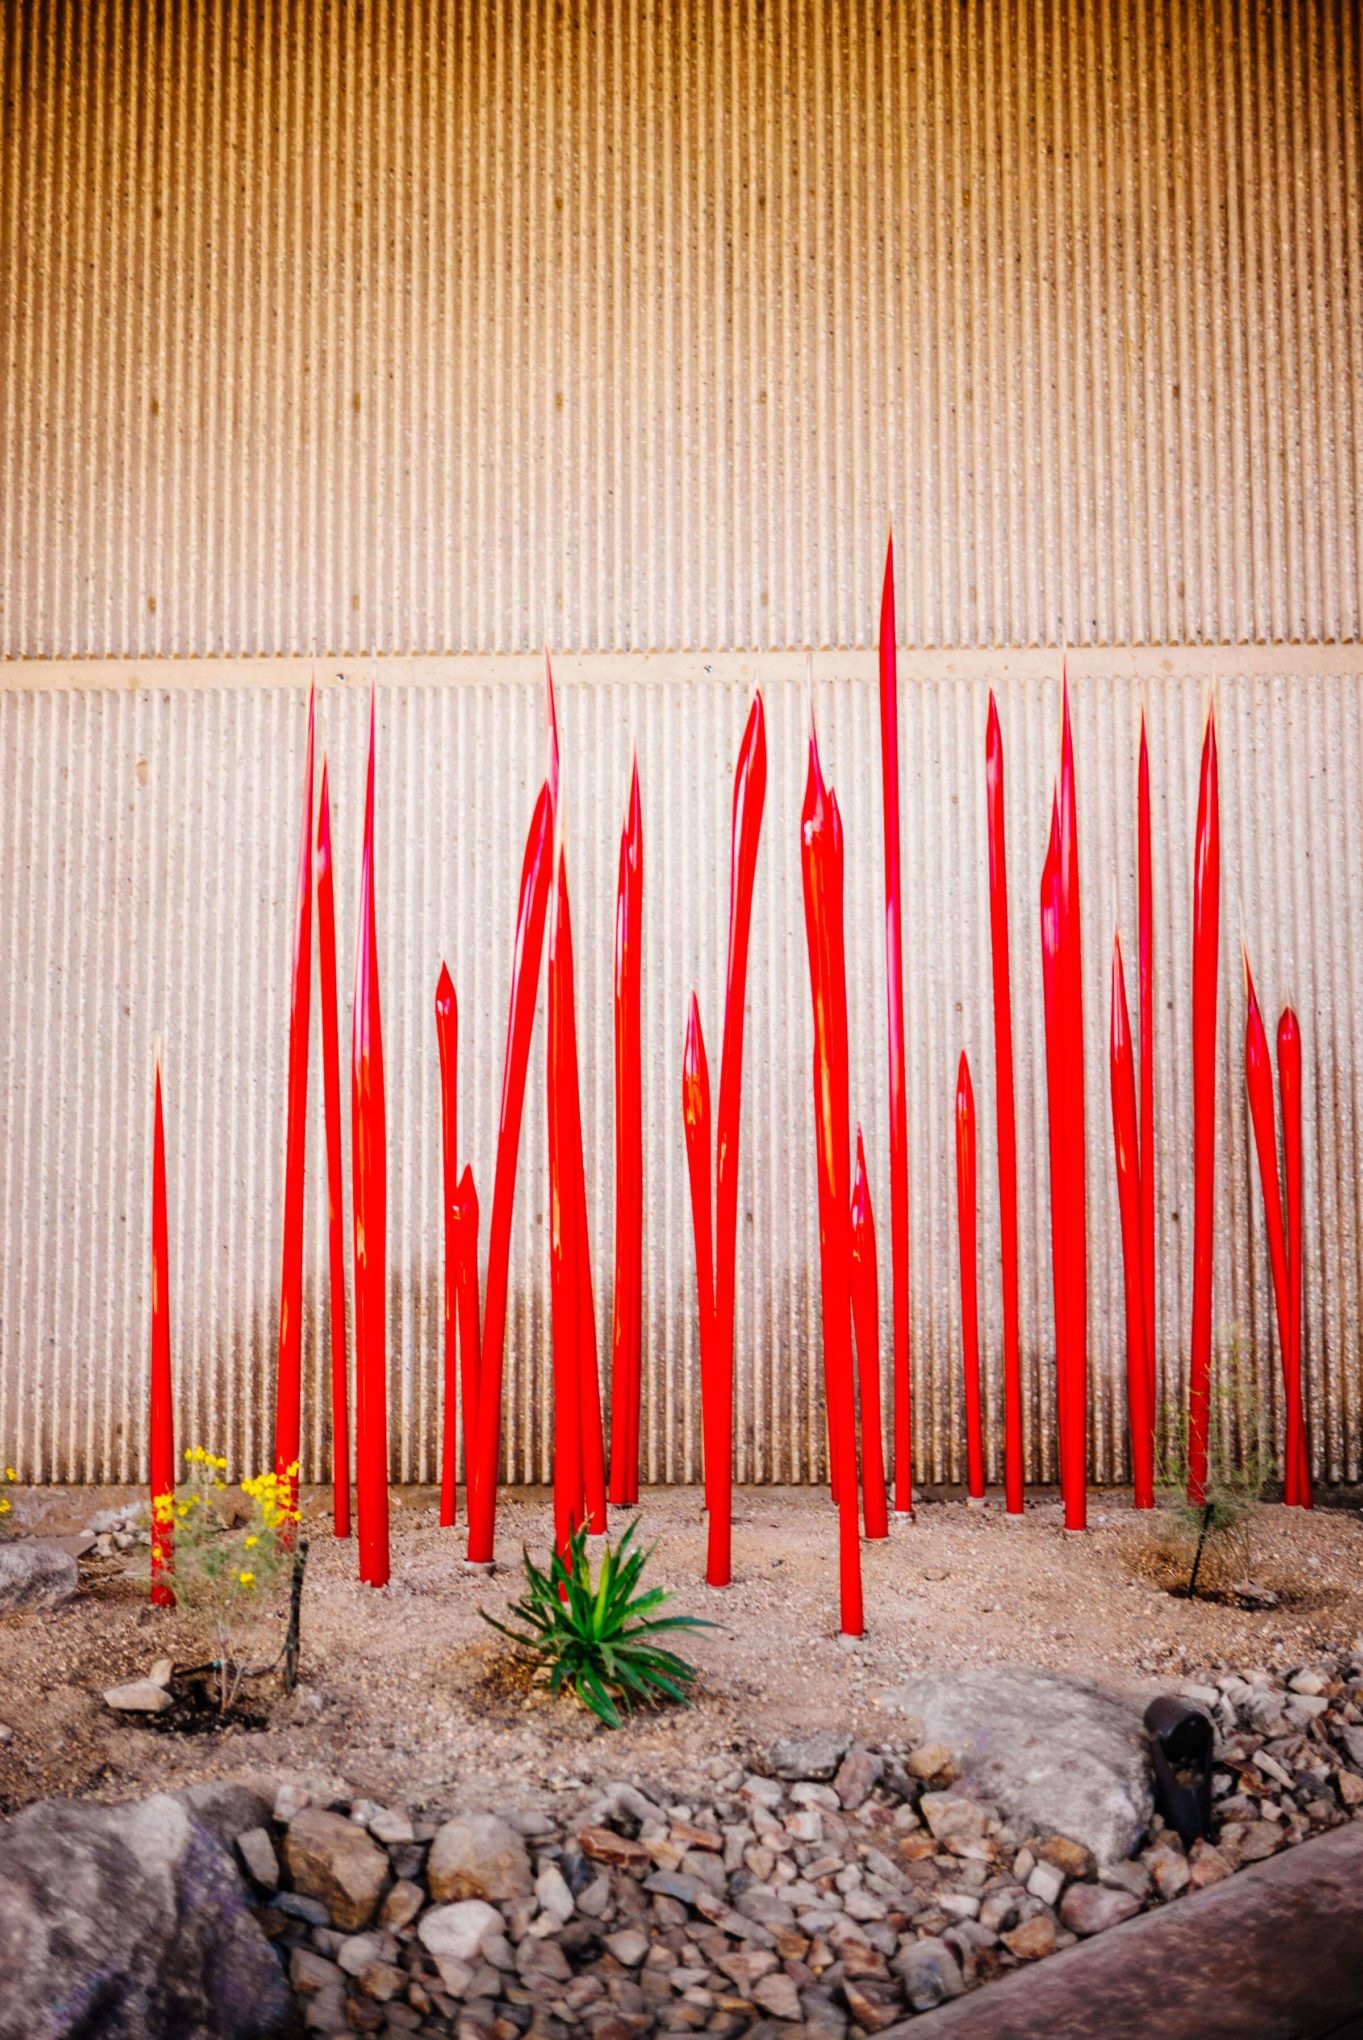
{"left": 4, "top": 1483, "right": 1362, "bottom": 1822}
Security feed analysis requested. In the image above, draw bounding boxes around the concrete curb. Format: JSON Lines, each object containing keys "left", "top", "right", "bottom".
{"left": 908, "top": 1821, "right": 1363, "bottom": 2039}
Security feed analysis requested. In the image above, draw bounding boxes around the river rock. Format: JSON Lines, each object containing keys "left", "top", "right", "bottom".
{"left": 769, "top": 1730, "right": 851, "bottom": 1780}
{"left": 0, "top": 1791, "right": 290, "bottom": 2039}
{"left": 428, "top": 1810, "right": 532, "bottom": 1902}
{"left": 0, "top": 1540, "right": 78, "bottom": 1613}
{"left": 881, "top": 1667, "right": 1153, "bottom": 1865}
{"left": 283, "top": 1806, "right": 389, "bottom": 1930}
{"left": 892, "top": 1935, "right": 966, "bottom": 2011}
{"left": 418, "top": 1899, "right": 505, "bottom": 1966}
{"left": 103, "top": 1679, "right": 174, "bottom": 1715}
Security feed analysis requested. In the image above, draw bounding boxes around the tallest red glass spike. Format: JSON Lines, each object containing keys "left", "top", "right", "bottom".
{"left": 274, "top": 687, "right": 314, "bottom": 1514}
{"left": 435, "top": 963, "right": 459, "bottom": 1527}
{"left": 1055, "top": 672, "right": 1087, "bottom": 1529}
{"left": 1137, "top": 714, "right": 1157, "bottom": 1461}
{"left": 609, "top": 756, "right": 644, "bottom": 1506}
{"left": 876, "top": 539, "right": 912, "bottom": 1513}
{"left": 316, "top": 757, "right": 350, "bottom": 1538}
{"left": 149, "top": 1055, "right": 176, "bottom": 1607}
{"left": 352, "top": 690, "right": 390, "bottom": 1586}
{"left": 986, "top": 692, "right": 1022, "bottom": 1514}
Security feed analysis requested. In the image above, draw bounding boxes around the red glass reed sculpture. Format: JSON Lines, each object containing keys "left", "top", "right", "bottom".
{"left": 548, "top": 845, "right": 585, "bottom": 1554}
{"left": 877, "top": 539, "right": 913, "bottom": 1514}
{"left": 466, "top": 781, "right": 553, "bottom": 1564}
{"left": 1110, "top": 933, "right": 1154, "bottom": 1508}
{"left": 274, "top": 689, "right": 314, "bottom": 1514}
{"left": 149, "top": 1056, "right": 175, "bottom": 1607}
{"left": 454, "top": 1165, "right": 481, "bottom": 1484}
{"left": 985, "top": 693, "right": 1023, "bottom": 1513}
{"left": 316, "top": 760, "right": 350, "bottom": 1538}
{"left": 1278, "top": 1006, "right": 1311, "bottom": 1508}
{"left": 1138, "top": 714, "right": 1157, "bottom": 1458}
{"left": 801, "top": 719, "right": 863, "bottom": 1636}
{"left": 609, "top": 758, "right": 644, "bottom": 1505}
{"left": 351, "top": 693, "right": 390, "bottom": 1587}
{"left": 1187, "top": 703, "right": 1219, "bottom": 1506}
{"left": 1040, "top": 798, "right": 1073, "bottom": 1517}
{"left": 435, "top": 964, "right": 459, "bottom": 1527}
{"left": 681, "top": 993, "right": 726, "bottom": 1582}
{"left": 1055, "top": 677, "right": 1088, "bottom": 1529}
{"left": 1244, "top": 955, "right": 1307, "bottom": 1505}
{"left": 848, "top": 1128, "right": 889, "bottom": 1539}
{"left": 955, "top": 1054, "right": 985, "bottom": 1504}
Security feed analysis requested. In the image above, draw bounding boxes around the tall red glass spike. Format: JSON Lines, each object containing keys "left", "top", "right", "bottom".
{"left": 1137, "top": 715, "right": 1157, "bottom": 1461}
{"left": 682, "top": 993, "right": 727, "bottom": 1584}
{"left": 351, "top": 692, "right": 390, "bottom": 1587}
{"left": 955, "top": 1054, "right": 985, "bottom": 1504}
{"left": 1278, "top": 1006, "right": 1311, "bottom": 1508}
{"left": 1040, "top": 797, "right": 1071, "bottom": 1506}
{"left": 986, "top": 693, "right": 1023, "bottom": 1513}
{"left": 453, "top": 1164, "right": 481, "bottom": 1487}
{"left": 1056, "top": 676, "right": 1087, "bottom": 1529}
{"left": 316, "top": 760, "right": 350, "bottom": 1537}
{"left": 1244, "top": 955, "right": 1298, "bottom": 1503}
{"left": 1186, "top": 703, "right": 1219, "bottom": 1506}
{"left": 548, "top": 844, "right": 585, "bottom": 1553}
{"left": 436, "top": 965, "right": 459, "bottom": 1527}
{"left": 1111, "top": 934, "right": 1153, "bottom": 1507}
{"left": 609, "top": 757, "right": 644, "bottom": 1505}
{"left": 274, "top": 688, "right": 314, "bottom": 1515}
{"left": 877, "top": 540, "right": 913, "bottom": 1514}
{"left": 848, "top": 1129, "right": 889, "bottom": 1540}
{"left": 149, "top": 1056, "right": 175, "bottom": 1606}
{"left": 714, "top": 695, "right": 767, "bottom": 1519}
{"left": 466, "top": 781, "right": 553, "bottom": 1564}
{"left": 801, "top": 718, "right": 863, "bottom": 1636}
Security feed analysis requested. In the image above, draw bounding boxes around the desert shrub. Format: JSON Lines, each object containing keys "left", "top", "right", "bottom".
{"left": 146, "top": 1447, "right": 300, "bottom": 1713}
{"left": 1144, "top": 1334, "right": 1272, "bottom": 1595}
{"left": 482, "top": 1521, "right": 710, "bottom": 1729}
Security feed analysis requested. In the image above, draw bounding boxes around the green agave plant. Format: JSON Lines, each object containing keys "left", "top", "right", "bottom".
{"left": 481, "top": 1521, "right": 711, "bottom": 1729}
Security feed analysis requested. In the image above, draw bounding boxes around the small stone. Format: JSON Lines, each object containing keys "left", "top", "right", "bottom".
{"left": 751, "top": 1971, "right": 802, "bottom": 2019}
{"left": 604, "top": 1928, "right": 649, "bottom": 1967}
{"left": 418, "top": 1899, "right": 505, "bottom": 1967}
{"left": 0, "top": 1541, "right": 78, "bottom": 1611}
{"left": 579, "top": 1826, "right": 652, "bottom": 1870}
{"left": 273, "top": 1782, "right": 311, "bottom": 1823}
{"left": 1235, "top": 1823, "right": 1284, "bottom": 1863}
{"left": 1100, "top": 1859, "right": 1152, "bottom": 1901}
{"left": 337, "top": 1932, "right": 383, "bottom": 1975}
{"left": 1144, "top": 1842, "right": 1190, "bottom": 1900}
{"left": 892, "top": 1936, "right": 965, "bottom": 2011}
{"left": 289, "top": 1945, "right": 343, "bottom": 1997}
{"left": 379, "top": 1878, "right": 424, "bottom": 1931}
{"left": 834, "top": 1746, "right": 884, "bottom": 1809}
{"left": 1059, "top": 1883, "right": 1142, "bottom": 1936}
{"left": 147, "top": 1656, "right": 174, "bottom": 1688}
{"left": 1187, "top": 1841, "right": 1233, "bottom": 1889}
{"left": 1336, "top": 1770, "right": 1363, "bottom": 1809}
{"left": 364, "top": 1804, "right": 416, "bottom": 1847}
{"left": 1026, "top": 1862, "right": 1065, "bottom": 1907}
{"left": 1002, "top": 1913, "right": 1057, "bottom": 1961}
{"left": 770, "top": 1731, "right": 851, "bottom": 1782}
{"left": 1290, "top": 1670, "right": 1328, "bottom": 1696}
{"left": 842, "top": 1979, "right": 901, "bottom": 2031}
{"left": 359, "top": 1958, "right": 405, "bottom": 2000}
{"left": 284, "top": 1807, "right": 390, "bottom": 1931}
{"left": 52, "top": 1531, "right": 97, "bottom": 1560}
{"left": 102, "top": 1679, "right": 173, "bottom": 1715}
{"left": 919, "top": 1795, "right": 988, "bottom": 1844}
{"left": 535, "top": 1862, "right": 575, "bottom": 1922}
{"left": 1035, "top": 1835, "right": 1093, "bottom": 1880}
{"left": 429, "top": 1813, "right": 533, "bottom": 1903}
{"left": 236, "top": 1825, "right": 280, "bottom": 1890}
{"left": 907, "top": 1745, "right": 957, "bottom": 1784}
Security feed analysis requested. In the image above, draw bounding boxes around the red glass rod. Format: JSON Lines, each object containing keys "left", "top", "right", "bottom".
{"left": 274, "top": 688, "right": 314, "bottom": 1515}
{"left": 986, "top": 692, "right": 1023, "bottom": 1513}
{"left": 316, "top": 760, "right": 350, "bottom": 1538}
{"left": 435, "top": 964, "right": 459, "bottom": 1527}
{"left": 351, "top": 693, "right": 390, "bottom": 1588}
{"left": 149, "top": 1056, "right": 175, "bottom": 1607}
{"left": 609, "top": 758, "right": 644, "bottom": 1505}
{"left": 877, "top": 539, "right": 912, "bottom": 1513}
{"left": 1055, "top": 677, "right": 1087, "bottom": 1529}
{"left": 548, "top": 845, "right": 585, "bottom": 1554}
{"left": 955, "top": 1054, "right": 985, "bottom": 1504}
{"left": 1243, "top": 955, "right": 1301, "bottom": 1505}
{"left": 1110, "top": 933, "right": 1153, "bottom": 1508}
{"left": 1137, "top": 714, "right": 1157, "bottom": 1460}
{"left": 1040, "top": 797, "right": 1071, "bottom": 1508}
{"left": 1186, "top": 703, "right": 1219, "bottom": 1507}
{"left": 1278, "top": 1006, "right": 1311, "bottom": 1509}
{"left": 682, "top": 993, "right": 727, "bottom": 1586}
{"left": 848, "top": 1128, "right": 889, "bottom": 1539}
{"left": 454, "top": 1164, "right": 481, "bottom": 1488}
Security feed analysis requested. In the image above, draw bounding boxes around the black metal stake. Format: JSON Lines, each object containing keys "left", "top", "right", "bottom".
{"left": 1186, "top": 1502, "right": 1215, "bottom": 1599}
{"left": 284, "top": 1537, "right": 309, "bottom": 1693}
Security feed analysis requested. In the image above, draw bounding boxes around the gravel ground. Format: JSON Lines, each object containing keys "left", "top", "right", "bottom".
{"left": 3, "top": 1483, "right": 1361, "bottom": 1822}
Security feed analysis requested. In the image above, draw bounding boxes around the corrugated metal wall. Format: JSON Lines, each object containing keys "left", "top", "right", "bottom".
{"left": 1, "top": 1, "right": 1361, "bottom": 1486}
{"left": 2, "top": 0, "right": 1361, "bottom": 657}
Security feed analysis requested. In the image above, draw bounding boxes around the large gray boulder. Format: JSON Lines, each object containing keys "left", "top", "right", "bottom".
{"left": 0, "top": 1791, "right": 292, "bottom": 2039}
{"left": 879, "top": 1666, "right": 1152, "bottom": 1865}
{"left": 0, "top": 1540, "right": 78, "bottom": 1613}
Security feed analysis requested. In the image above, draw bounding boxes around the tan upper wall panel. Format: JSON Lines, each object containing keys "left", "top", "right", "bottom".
{"left": 2, "top": 0, "right": 1361, "bottom": 658}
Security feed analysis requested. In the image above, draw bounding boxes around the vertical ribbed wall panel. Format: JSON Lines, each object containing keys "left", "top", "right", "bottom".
{"left": 1, "top": 663, "right": 1359, "bottom": 1487}
{"left": 1, "top": 0, "right": 1360, "bottom": 658}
